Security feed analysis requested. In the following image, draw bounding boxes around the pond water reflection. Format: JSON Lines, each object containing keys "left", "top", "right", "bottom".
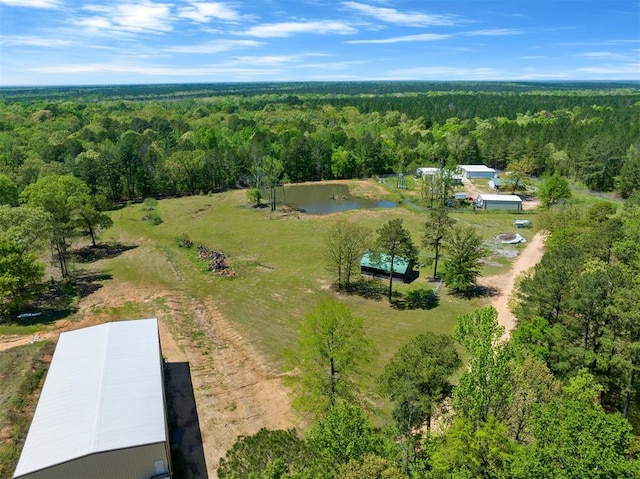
{"left": 276, "top": 183, "right": 396, "bottom": 214}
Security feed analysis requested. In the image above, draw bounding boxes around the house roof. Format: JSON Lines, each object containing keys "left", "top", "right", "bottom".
{"left": 458, "top": 164, "right": 497, "bottom": 173}
{"left": 477, "top": 194, "right": 522, "bottom": 202}
{"left": 14, "top": 318, "right": 167, "bottom": 478}
{"left": 361, "top": 252, "right": 412, "bottom": 275}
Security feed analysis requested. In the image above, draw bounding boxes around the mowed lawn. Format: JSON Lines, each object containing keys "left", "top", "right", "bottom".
{"left": 102, "top": 184, "right": 535, "bottom": 376}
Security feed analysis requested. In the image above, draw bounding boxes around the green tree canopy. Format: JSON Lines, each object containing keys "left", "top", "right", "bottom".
{"left": 217, "top": 428, "right": 315, "bottom": 479}
{"left": 293, "top": 298, "right": 374, "bottom": 414}
{"left": 422, "top": 207, "right": 455, "bottom": 280}
{"left": 453, "top": 307, "right": 512, "bottom": 428}
{"left": 0, "top": 240, "right": 44, "bottom": 318}
{"left": 511, "top": 370, "right": 639, "bottom": 479}
{"left": 306, "top": 403, "right": 387, "bottom": 469}
{"left": 537, "top": 174, "right": 572, "bottom": 208}
{"left": 0, "top": 174, "right": 18, "bottom": 206}
{"left": 378, "top": 332, "right": 461, "bottom": 432}
{"left": 20, "top": 175, "right": 92, "bottom": 277}
{"left": 325, "top": 220, "right": 370, "bottom": 290}
{"left": 374, "top": 218, "right": 417, "bottom": 301}
{"left": 441, "top": 224, "right": 485, "bottom": 295}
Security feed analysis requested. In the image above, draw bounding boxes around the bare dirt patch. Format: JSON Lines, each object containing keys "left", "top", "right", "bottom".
{"left": 0, "top": 278, "right": 301, "bottom": 479}
{"left": 478, "top": 232, "right": 546, "bottom": 338}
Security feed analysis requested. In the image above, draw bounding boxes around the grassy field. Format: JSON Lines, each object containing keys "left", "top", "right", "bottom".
{"left": 100, "top": 180, "right": 535, "bottom": 377}
{"left": 0, "top": 341, "right": 55, "bottom": 478}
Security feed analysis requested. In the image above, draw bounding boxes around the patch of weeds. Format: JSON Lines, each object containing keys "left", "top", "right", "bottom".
{"left": 142, "top": 198, "right": 162, "bottom": 225}
{"left": 142, "top": 211, "right": 163, "bottom": 225}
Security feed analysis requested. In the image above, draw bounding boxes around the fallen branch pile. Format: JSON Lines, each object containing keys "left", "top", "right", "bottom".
{"left": 197, "top": 245, "right": 235, "bottom": 276}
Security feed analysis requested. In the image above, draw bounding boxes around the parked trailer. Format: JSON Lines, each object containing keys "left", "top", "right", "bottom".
{"left": 514, "top": 219, "right": 532, "bottom": 228}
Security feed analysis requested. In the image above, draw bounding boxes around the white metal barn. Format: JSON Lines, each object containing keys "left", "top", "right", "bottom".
{"left": 475, "top": 194, "right": 523, "bottom": 211}
{"left": 458, "top": 164, "right": 497, "bottom": 179}
{"left": 13, "top": 318, "right": 172, "bottom": 479}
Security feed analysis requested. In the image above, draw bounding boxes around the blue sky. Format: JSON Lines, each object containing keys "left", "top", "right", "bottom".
{"left": 1, "top": 0, "right": 638, "bottom": 86}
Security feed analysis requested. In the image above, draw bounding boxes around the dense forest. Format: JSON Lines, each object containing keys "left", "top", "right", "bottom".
{"left": 1, "top": 81, "right": 639, "bottom": 204}
{"left": 1, "top": 82, "right": 640, "bottom": 478}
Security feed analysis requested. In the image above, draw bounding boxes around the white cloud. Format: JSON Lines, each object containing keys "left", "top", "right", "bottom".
{"left": 178, "top": 2, "right": 242, "bottom": 23}
{"left": 76, "top": 1, "right": 174, "bottom": 34}
{"left": 232, "top": 53, "right": 330, "bottom": 66}
{"left": 347, "top": 33, "right": 450, "bottom": 44}
{"left": 32, "top": 62, "right": 267, "bottom": 77}
{"left": 1, "top": 35, "right": 70, "bottom": 47}
{"left": 577, "top": 51, "right": 629, "bottom": 60}
{"left": 389, "top": 66, "right": 500, "bottom": 80}
{"left": 0, "top": 0, "right": 60, "bottom": 8}
{"left": 464, "top": 29, "right": 522, "bottom": 37}
{"left": 342, "top": 1, "right": 456, "bottom": 27}
{"left": 243, "top": 21, "right": 356, "bottom": 38}
{"left": 578, "top": 64, "right": 640, "bottom": 76}
{"left": 166, "top": 39, "right": 262, "bottom": 54}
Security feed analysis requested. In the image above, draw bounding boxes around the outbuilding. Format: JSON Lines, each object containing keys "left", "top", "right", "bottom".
{"left": 458, "top": 164, "right": 497, "bottom": 180}
{"left": 361, "top": 252, "right": 415, "bottom": 282}
{"left": 475, "top": 194, "right": 523, "bottom": 211}
{"left": 13, "top": 318, "right": 172, "bottom": 479}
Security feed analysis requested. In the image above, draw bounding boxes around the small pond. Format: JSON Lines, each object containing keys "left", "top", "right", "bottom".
{"left": 274, "top": 183, "right": 396, "bottom": 214}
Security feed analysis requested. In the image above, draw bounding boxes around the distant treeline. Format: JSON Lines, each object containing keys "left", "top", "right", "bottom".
{"left": 0, "top": 82, "right": 639, "bottom": 203}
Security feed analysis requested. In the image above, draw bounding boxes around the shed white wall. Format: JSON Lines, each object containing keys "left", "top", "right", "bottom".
{"left": 466, "top": 171, "right": 497, "bottom": 179}
{"left": 15, "top": 443, "right": 170, "bottom": 479}
{"left": 482, "top": 200, "right": 522, "bottom": 211}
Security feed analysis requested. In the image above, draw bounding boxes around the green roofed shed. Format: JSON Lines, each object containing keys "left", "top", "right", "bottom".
{"left": 361, "top": 252, "right": 415, "bottom": 282}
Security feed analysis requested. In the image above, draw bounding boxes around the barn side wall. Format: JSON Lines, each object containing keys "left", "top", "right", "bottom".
{"left": 483, "top": 201, "right": 522, "bottom": 210}
{"left": 15, "top": 443, "right": 170, "bottom": 479}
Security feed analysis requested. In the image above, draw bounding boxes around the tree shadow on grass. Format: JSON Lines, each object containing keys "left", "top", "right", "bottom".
{"left": 392, "top": 288, "right": 440, "bottom": 310}
{"left": 11, "top": 272, "right": 112, "bottom": 326}
{"left": 343, "top": 278, "right": 387, "bottom": 301}
{"left": 449, "top": 284, "right": 500, "bottom": 299}
{"left": 72, "top": 242, "right": 138, "bottom": 263}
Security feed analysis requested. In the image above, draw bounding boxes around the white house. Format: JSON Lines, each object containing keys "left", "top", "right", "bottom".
{"left": 416, "top": 167, "right": 463, "bottom": 184}
{"left": 475, "top": 194, "right": 523, "bottom": 211}
{"left": 458, "top": 164, "right": 497, "bottom": 180}
{"left": 13, "top": 318, "right": 172, "bottom": 479}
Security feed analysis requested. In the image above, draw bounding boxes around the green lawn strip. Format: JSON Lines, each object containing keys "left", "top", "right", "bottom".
{"left": 0, "top": 341, "right": 55, "bottom": 478}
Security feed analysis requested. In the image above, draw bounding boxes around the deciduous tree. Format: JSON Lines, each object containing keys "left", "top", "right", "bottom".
{"left": 378, "top": 332, "right": 460, "bottom": 433}
{"left": 537, "top": 174, "right": 572, "bottom": 208}
{"left": 293, "top": 298, "right": 374, "bottom": 414}
{"left": 441, "top": 225, "right": 485, "bottom": 295}
{"left": 306, "top": 403, "right": 386, "bottom": 469}
{"left": 453, "top": 307, "right": 512, "bottom": 428}
{"left": 422, "top": 207, "right": 455, "bottom": 280}
{"left": 325, "top": 220, "right": 370, "bottom": 290}
{"left": 20, "top": 175, "right": 92, "bottom": 278}
{"left": 374, "top": 218, "right": 417, "bottom": 301}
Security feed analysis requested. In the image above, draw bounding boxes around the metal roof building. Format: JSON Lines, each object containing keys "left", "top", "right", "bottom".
{"left": 361, "top": 252, "right": 415, "bottom": 282}
{"left": 458, "top": 164, "right": 497, "bottom": 179}
{"left": 475, "top": 193, "right": 523, "bottom": 211}
{"left": 13, "top": 318, "right": 172, "bottom": 479}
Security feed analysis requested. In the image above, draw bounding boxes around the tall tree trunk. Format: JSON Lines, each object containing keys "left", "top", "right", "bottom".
{"left": 388, "top": 255, "right": 395, "bottom": 301}
{"left": 329, "top": 356, "right": 336, "bottom": 406}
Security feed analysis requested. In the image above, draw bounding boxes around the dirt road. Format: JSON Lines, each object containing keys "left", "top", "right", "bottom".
{"left": 480, "top": 232, "right": 546, "bottom": 338}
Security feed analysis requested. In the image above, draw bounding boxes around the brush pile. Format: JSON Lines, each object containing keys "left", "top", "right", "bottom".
{"left": 197, "top": 245, "right": 234, "bottom": 276}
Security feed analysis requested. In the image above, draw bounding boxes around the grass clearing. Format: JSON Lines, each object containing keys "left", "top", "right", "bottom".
{"left": 0, "top": 341, "right": 54, "bottom": 477}
{"left": 102, "top": 184, "right": 516, "bottom": 376}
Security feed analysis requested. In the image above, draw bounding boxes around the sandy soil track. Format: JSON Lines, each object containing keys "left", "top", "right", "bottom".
{"left": 479, "top": 232, "right": 546, "bottom": 338}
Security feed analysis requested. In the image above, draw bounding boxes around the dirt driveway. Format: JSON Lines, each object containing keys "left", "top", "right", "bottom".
{"left": 479, "top": 232, "right": 546, "bottom": 338}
